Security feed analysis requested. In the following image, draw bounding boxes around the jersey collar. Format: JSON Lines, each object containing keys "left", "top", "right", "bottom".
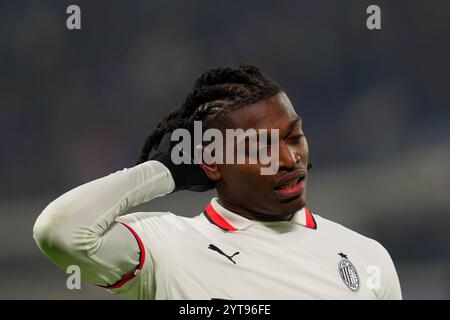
{"left": 203, "top": 197, "right": 317, "bottom": 232}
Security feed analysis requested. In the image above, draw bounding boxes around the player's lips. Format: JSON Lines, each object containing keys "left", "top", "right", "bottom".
{"left": 272, "top": 171, "right": 306, "bottom": 200}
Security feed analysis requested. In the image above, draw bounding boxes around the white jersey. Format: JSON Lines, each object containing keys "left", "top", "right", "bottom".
{"left": 33, "top": 161, "right": 402, "bottom": 300}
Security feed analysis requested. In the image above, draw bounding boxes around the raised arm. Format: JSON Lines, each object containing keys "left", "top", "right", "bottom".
{"left": 32, "top": 160, "right": 175, "bottom": 286}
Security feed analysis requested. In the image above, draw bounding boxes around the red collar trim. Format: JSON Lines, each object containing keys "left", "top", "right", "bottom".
{"left": 204, "top": 199, "right": 317, "bottom": 231}
{"left": 204, "top": 203, "right": 238, "bottom": 231}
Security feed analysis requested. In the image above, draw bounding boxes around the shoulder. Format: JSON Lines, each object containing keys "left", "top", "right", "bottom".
{"left": 116, "top": 211, "right": 178, "bottom": 226}
{"left": 315, "top": 214, "right": 373, "bottom": 242}
{"left": 115, "top": 211, "right": 202, "bottom": 236}
{"left": 314, "top": 214, "right": 392, "bottom": 260}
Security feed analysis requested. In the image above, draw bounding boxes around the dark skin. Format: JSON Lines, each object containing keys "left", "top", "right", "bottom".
{"left": 200, "top": 92, "right": 309, "bottom": 222}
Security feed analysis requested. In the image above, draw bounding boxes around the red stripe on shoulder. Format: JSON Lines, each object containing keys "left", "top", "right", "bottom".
{"left": 101, "top": 222, "right": 146, "bottom": 289}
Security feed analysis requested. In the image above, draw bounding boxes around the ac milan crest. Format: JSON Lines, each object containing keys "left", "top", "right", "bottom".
{"left": 338, "top": 253, "right": 360, "bottom": 292}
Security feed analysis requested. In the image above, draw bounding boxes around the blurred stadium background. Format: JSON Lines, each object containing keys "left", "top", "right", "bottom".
{"left": 0, "top": 0, "right": 449, "bottom": 299}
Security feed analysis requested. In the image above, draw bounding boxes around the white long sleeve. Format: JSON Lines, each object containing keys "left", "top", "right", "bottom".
{"left": 33, "top": 160, "right": 175, "bottom": 287}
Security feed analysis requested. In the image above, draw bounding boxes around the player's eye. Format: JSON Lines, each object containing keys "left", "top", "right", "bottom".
{"left": 287, "top": 133, "right": 304, "bottom": 143}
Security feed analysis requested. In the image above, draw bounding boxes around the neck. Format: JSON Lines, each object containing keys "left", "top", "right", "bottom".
{"left": 217, "top": 198, "right": 295, "bottom": 222}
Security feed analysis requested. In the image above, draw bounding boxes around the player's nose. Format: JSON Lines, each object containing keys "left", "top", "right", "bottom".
{"left": 278, "top": 141, "right": 301, "bottom": 170}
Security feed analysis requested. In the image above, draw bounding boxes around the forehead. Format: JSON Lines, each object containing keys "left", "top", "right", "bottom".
{"left": 226, "top": 92, "right": 300, "bottom": 130}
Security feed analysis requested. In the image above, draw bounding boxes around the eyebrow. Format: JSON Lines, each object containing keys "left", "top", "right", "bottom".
{"left": 246, "top": 117, "right": 302, "bottom": 144}
{"left": 286, "top": 117, "right": 302, "bottom": 135}
{"left": 235, "top": 117, "right": 303, "bottom": 145}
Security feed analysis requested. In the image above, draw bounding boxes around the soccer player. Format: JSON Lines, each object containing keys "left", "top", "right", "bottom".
{"left": 33, "top": 65, "right": 401, "bottom": 299}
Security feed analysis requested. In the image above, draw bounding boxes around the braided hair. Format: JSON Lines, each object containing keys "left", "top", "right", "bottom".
{"left": 136, "top": 64, "right": 283, "bottom": 165}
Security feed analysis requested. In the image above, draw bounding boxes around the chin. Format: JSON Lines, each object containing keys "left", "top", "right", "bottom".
{"left": 276, "top": 195, "right": 306, "bottom": 215}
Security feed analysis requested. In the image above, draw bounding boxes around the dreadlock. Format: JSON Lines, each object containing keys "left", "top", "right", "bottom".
{"left": 136, "top": 64, "right": 283, "bottom": 165}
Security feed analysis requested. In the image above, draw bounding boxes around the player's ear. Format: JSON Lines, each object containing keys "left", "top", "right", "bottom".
{"left": 196, "top": 144, "right": 222, "bottom": 181}
{"left": 199, "top": 162, "right": 221, "bottom": 181}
